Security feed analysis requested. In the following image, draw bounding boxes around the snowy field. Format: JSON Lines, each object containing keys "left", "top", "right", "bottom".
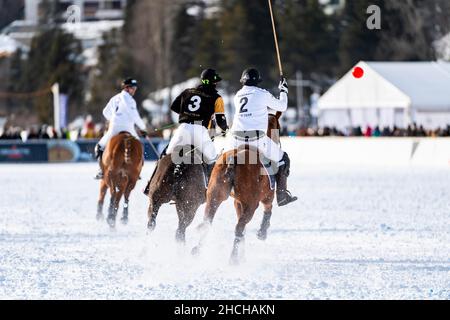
{"left": 0, "top": 161, "right": 449, "bottom": 300}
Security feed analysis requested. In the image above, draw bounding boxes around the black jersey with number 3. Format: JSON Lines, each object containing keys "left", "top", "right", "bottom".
{"left": 171, "top": 85, "right": 225, "bottom": 128}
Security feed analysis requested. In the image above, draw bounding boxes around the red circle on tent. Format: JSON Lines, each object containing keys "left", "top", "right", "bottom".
{"left": 352, "top": 67, "right": 364, "bottom": 78}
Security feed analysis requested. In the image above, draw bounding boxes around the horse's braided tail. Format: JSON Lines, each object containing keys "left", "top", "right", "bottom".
{"left": 124, "top": 137, "right": 131, "bottom": 164}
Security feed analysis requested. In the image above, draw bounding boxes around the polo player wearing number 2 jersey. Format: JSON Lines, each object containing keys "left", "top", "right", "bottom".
{"left": 228, "top": 68, "right": 297, "bottom": 207}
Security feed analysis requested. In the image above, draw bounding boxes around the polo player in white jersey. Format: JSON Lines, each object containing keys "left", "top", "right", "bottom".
{"left": 229, "top": 68, "right": 297, "bottom": 206}
{"left": 94, "top": 78, "right": 147, "bottom": 179}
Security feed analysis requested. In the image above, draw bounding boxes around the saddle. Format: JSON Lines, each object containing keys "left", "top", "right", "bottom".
{"left": 118, "top": 131, "right": 133, "bottom": 137}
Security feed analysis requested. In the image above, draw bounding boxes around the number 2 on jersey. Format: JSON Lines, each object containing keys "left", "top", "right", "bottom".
{"left": 188, "top": 95, "right": 202, "bottom": 112}
{"left": 239, "top": 97, "right": 248, "bottom": 113}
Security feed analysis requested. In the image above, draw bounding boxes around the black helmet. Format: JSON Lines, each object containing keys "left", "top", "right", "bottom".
{"left": 122, "top": 78, "right": 138, "bottom": 87}
{"left": 240, "top": 68, "right": 262, "bottom": 86}
{"left": 201, "top": 68, "right": 222, "bottom": 85}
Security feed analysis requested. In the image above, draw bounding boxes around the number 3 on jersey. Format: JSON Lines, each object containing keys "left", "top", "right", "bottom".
{"left": 188, "top": 95, "right": 202, "bottom": 112}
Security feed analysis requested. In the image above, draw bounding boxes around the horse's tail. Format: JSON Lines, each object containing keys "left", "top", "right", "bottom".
{"left": 124, "top": 136, "right": 132, "bottom": 164}
{"left": 224, "top": 160, "right": 235, "bottom": 186}
{"left": 109, "top": 134, "right": 132, "bottom": 170}
{"left": 223, "top": 151, "right": 238, "bottom": 194}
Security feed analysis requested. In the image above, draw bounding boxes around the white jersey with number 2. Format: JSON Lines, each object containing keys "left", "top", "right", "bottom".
{"left": 231, "top": 85, "right": 287, "bottom": 133}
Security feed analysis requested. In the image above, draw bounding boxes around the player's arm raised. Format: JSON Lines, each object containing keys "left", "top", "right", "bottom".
{"left": 266, "top": 78, "right": 288, "bottom": 112}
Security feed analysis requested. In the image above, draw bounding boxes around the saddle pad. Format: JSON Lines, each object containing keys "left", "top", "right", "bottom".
{"left": 260, "top": 158, "right": 276, "bottom": 191}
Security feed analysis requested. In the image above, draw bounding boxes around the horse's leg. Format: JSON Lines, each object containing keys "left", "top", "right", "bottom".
{"left": 192, "top": 164, "right": 232, "bottom": 255}
{"left": 97, "top": 179, "right": 108, "bottom": 220}
{"left": 112, "top": 187, "right": 124, "bottom": 228}
{"left": 121, "top": 180, "right": 136, "bottom": 225}
{"left": 107, "top": 191, "right": 116, "bottom": 228}
{"left": 146, "top": 158, "right": 173, "bottom": 232}
{"left": 121, "top": 189, "right": 130, "bottom": 225}
{"left": 192, "top": 190, "right": 228, "bottom": 255}
{"left": 107, "top": 178, "right": 125, "bottom": 228}
{"left": 230, "top": 201, "right": 258, "bottom": 265}
{"left": 175, "top": 202, "right": 199, "bottom": 244}
{"left": 147, "top": 197, "right": 162, "bottom": 232}
{"left": 175, "top": 206, "right": 186, "bottom": 243}
{"left": 199, "top": 178, "right": 231, "bottom": 228}
{"left": 257, "top": 199, "right": 273, "bottom": 241}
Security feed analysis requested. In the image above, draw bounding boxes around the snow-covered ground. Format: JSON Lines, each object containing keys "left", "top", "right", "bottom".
{"left": 0, "top": 162, "right": 449, "bottom": 299}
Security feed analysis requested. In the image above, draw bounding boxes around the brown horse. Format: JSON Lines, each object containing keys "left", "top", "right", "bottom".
{"left": 146, "top": 146, "right": 207, "bottom": 242}
{"left": 97, "top": 132, "right": 143, "bottom": 228}
{"left": 192, "top": 114, "right": 281, "bottom": 264}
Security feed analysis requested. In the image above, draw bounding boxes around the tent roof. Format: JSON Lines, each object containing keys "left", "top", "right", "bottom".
{"left": 318, "top": 61, "right": 450, "bottom": 112}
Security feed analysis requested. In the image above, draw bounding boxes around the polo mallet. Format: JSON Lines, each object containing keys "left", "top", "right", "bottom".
{"left": 268, "top": 0, "right": 283, "bottom": 77}
{"left": 268, "top": 0, "right": 284, "bottom": 119}
{"left": 144, "top": 136, "right": 161, "bottom": 158}
{"left": 154, "top": 123, "right": 177, "bottom": 132}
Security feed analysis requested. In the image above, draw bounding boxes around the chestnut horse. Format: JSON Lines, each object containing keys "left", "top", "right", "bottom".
{"left": 192, "top": 114, "right": 281, "bottom": 264}
{"left": 146, "top": 146, "right": 206, "bottom": 243}
{"left": 97, "top": 132, "right": 143, "bottom": 228}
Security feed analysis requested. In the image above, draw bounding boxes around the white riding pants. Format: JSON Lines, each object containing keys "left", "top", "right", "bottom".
{"left": 98, "top": 125, "right": 139, "bottom": 149}
{"left": 227, "top": 134, "right": 284, "bottom": 163}
{"left": 166, "top": 123, "right": 218, "bottom": 164}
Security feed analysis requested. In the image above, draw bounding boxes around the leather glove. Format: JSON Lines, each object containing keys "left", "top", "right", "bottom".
{"left": 279, "top": 77, "right": 288, "bottom": 94}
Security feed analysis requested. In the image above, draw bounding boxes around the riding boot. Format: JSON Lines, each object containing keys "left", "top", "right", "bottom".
{"left": 275, "top": 152, "right": 298, "bottom": 207}
{"left": 94, "top": 144, "right": 104, "bottom": 180}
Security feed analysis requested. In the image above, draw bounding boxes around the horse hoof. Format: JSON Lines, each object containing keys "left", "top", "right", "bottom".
{"left": 121, "top": 217, "right": 128, "bottom": 225}
{"left": 175, "top": 232, "right": 185, "bottom": 244}
{"left": 229, "top": 255, "right": 240, "bottom": 266}
{"left": 107, "top": 216, "right": 116, "bottom": 228}
{"left": 196, "top": 222, "right": 210, "bottom": 232}
{"left": 257, "top": 230, "right": 267, "bottom": 241}
{"left": 147, "top": 220, "right": 156, "bottom": 232}
{"left": 191, "top": 246, "right": 200, "bottom": 256}
{"left": 96, "top": 213, "right": 104, "bottom": 221}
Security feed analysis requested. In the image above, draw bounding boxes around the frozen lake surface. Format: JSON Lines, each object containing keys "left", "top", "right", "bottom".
{"left": 0, "top": 162, "right": 449, "bottom": 299}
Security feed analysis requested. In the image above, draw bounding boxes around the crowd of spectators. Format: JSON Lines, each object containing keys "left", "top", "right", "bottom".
{"left": 0, "top": 115, "right": 106, "bottom": 141}
{"left": 3, "top": 118, "right": 450, "bottom": 141}
{"left": 295, "top": 124, "right": 450, "bottom": 138}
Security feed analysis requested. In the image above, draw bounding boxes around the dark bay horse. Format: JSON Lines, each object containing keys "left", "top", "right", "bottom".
{"left": 192, "top": 114, "right": 281, "bottom": 264}
{"left": 146, "top": 146, "right": 207, "bottom": 242}
{"left": 97, "top": 132, "right": 143, "bottom": 228}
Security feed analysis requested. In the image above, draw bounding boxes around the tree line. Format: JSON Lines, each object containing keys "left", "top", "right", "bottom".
{"left": 5, "top": 0, "right": 450, "bottom": 124}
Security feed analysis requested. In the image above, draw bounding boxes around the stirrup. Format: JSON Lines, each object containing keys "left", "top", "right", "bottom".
{"left": 277, "top": 190, "right": 298, "bottom": 207}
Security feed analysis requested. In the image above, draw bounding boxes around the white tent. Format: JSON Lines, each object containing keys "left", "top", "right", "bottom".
{"left": 318, "top": 61, "right": 450, "bottom": 130}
